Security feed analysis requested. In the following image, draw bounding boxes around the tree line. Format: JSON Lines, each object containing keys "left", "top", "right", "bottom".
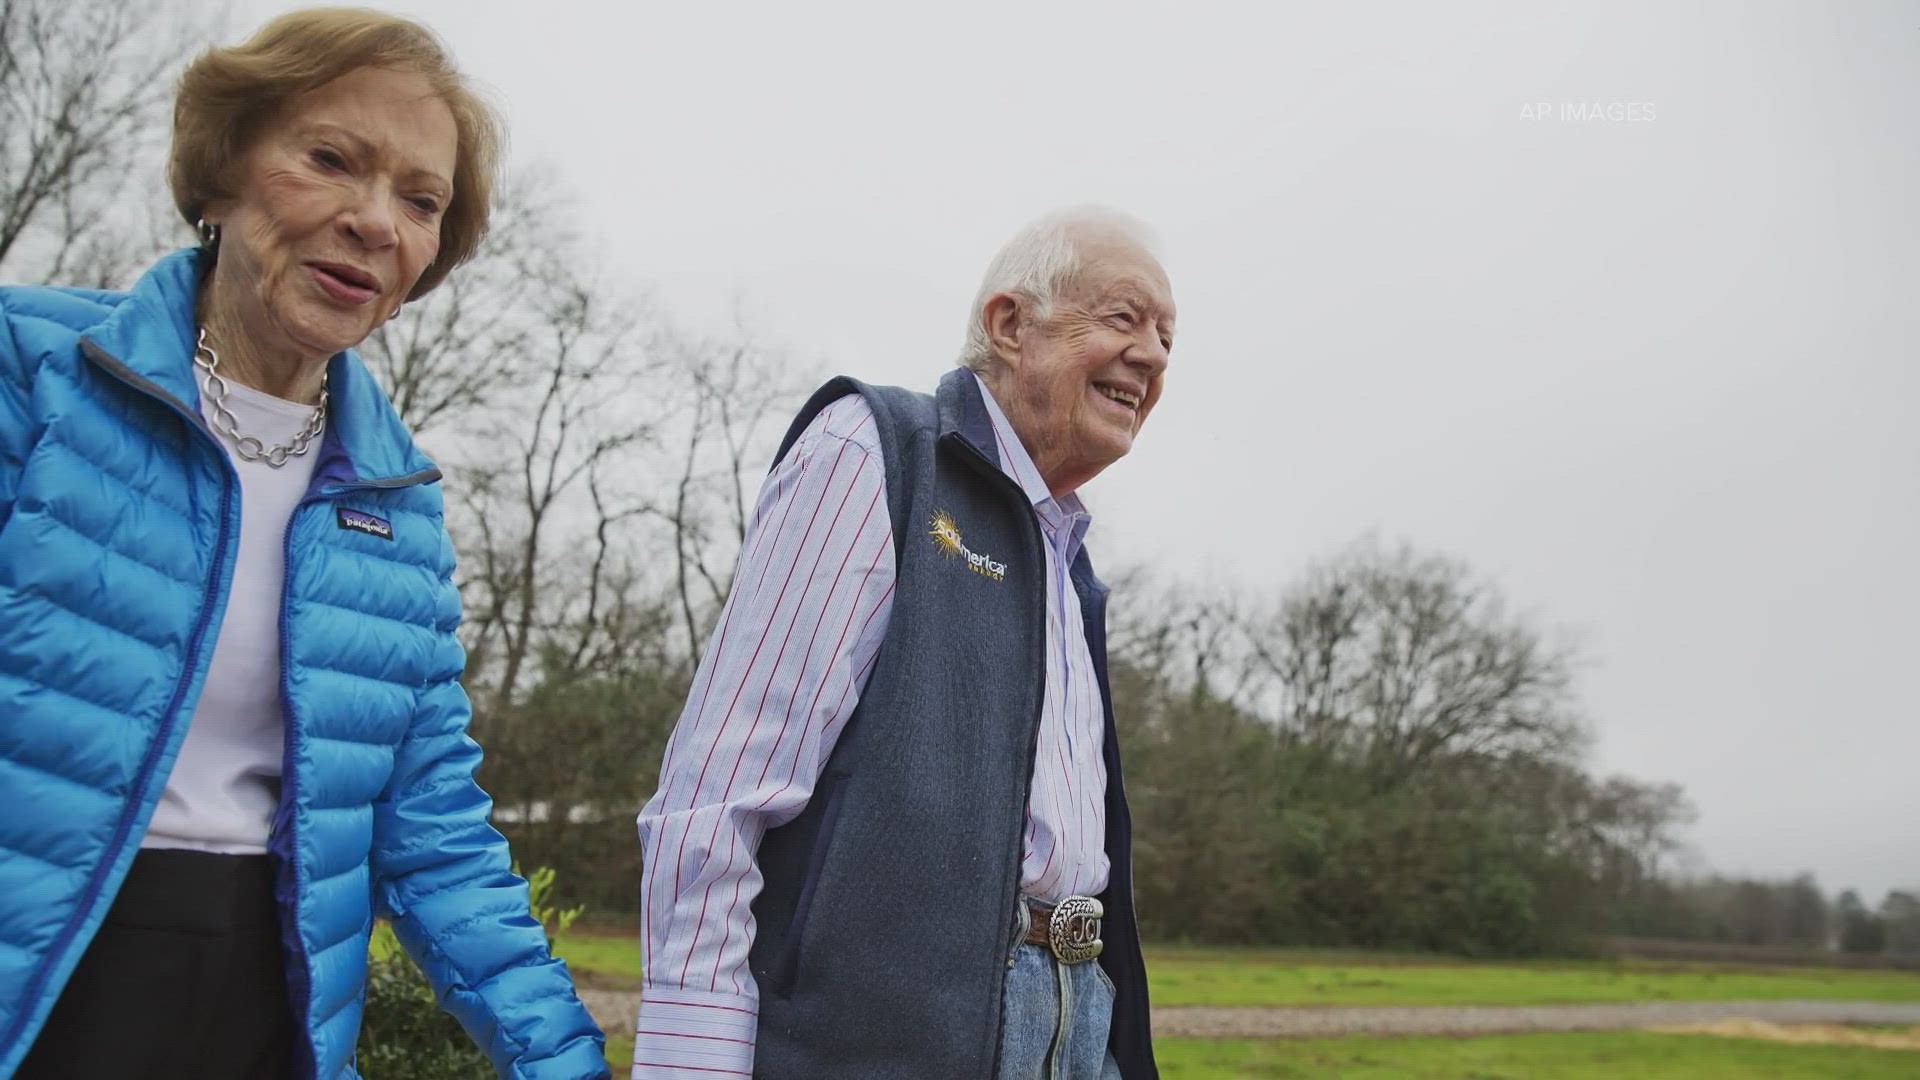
{"left": 6, "top": 0, "right": 1913, "bottom": 960}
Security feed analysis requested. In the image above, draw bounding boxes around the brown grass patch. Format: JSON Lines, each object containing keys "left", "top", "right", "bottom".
{"left": 1656, "top": 1020, "right": 1920, "bottom": 1051}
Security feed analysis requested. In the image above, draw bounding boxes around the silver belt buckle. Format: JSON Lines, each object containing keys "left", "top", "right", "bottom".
{"left": 1047, "top": 895, "right": 1104, "bottom": 965}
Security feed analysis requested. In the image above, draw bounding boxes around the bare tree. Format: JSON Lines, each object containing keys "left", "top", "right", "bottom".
{"left": 644, "top": 325, "right": 806, "bottom": 667}
{"left": 1104, "top": 575, "right": 1250, "bottom": 708}
{"left": 359, "top": 171, "right": 565, "bottom": 436}
{"left": 1883, "top": 891, "right": 1920, "bottom": 956}
{"left": 1232, "top": 542, "right": 1587, "bottom": 781}
{"left": 453, "top": 265, "right": 658, "bottom": 711}
{"left": 356, "top": 168, "right": 669, "bottom": 708}
{"left": 355, "top": 163, "right": 814, "bottom": 718}
{"left": 0, "top": 0, "right": 209, "bottom": 284}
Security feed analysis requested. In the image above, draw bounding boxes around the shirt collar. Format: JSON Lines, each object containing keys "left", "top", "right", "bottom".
{"left": 971, "top": 372, "right": 1092, "bottom": 551}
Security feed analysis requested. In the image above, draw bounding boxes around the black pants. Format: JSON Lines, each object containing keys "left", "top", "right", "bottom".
{"left": 19, "top": 848, "right": 296, "bottom": 1079}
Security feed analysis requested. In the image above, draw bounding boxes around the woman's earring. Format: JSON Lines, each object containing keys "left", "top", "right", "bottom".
{"left": 387, "top": 302, "right": 405, "bottom": 322}
{"left": 196, "top": 217, "right": 221, "bottom": 250}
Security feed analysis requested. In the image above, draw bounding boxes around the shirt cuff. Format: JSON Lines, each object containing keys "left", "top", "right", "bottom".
{"left": 631, "top": 986, "right": 758, "bottom": 1079}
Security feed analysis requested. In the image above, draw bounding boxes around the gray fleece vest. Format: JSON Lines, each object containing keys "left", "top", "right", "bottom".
{"left": 745, "top": 369, "right": 1156, "bottom": 1080}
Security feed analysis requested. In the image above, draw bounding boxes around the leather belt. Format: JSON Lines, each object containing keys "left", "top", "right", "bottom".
{"left": 1022, "top": 896, "right": 1105, "bottom": 965}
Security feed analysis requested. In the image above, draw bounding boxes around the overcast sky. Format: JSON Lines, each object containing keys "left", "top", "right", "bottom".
{"left": 234, "top": 0, "right": 1920, "bottom": 899}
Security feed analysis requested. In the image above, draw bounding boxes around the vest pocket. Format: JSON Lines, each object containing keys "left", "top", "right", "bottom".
{"left": 768, "top": 771, "right": 849, "bottom": 989}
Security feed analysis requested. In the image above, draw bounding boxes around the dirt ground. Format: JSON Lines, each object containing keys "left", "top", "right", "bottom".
{"left": 1652, "top": 1020, "right": 1920, "bottom": 1051}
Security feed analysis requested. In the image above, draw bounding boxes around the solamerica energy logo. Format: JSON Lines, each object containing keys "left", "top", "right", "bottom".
{"left": 930, "top": 510, "right": 1006, "bottom": 582}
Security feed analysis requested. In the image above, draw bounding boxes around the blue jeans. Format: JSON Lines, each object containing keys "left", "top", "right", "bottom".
{"left": 994, "top": 904, "right": 1123, "bottom": 1080}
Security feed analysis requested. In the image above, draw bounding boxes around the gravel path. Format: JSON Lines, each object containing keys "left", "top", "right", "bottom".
{"left": 579, "top": 988, "right": 1920, "bottom": 1040}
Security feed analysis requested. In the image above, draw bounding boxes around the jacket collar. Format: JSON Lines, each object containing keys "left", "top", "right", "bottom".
{"left": 935, "top": 365, "right": 1000, "bottom": 470}
{"left": 937, "top": 367, "right": 1094, "bottom": 562}
{"left": 80, "top": 247, "right": 439, "bottom": 488}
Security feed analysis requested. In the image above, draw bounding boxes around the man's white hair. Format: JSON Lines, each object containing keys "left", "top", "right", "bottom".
{"left": 959, "top": 206, "right": 1160, "bottom": 373}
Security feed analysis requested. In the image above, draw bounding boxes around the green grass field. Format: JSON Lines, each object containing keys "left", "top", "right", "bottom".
{"left": 1145, "top": 949, "right": 1920, "bottom": 1007}
{"left": 575, "top": 938, "right": 1920, "bottom": 1075}
{"left": 605, "top": 1032, "right": 1917, "bottom": 1078}
{"left": 1154, "top": 1032, "right": 1920, "bottom": 1078}
{"left": 555, "top": 934, "right": 1920, "bottom": 1007}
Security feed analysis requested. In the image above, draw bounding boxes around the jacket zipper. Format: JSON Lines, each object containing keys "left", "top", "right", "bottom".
{"left": 275, "top": 493, "right": 320, "bottom": 1079}
{"left": 271, "top": 472, "right": 435, "bottom": 1080}
{"left": 2, "top": 342, "right": 241, "bottom": 1057}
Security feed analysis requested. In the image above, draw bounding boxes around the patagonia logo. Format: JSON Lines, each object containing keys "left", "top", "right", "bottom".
{"left": 336, "top": 507, "right": 393, "bottom": 540}
{"left": 929, "top": 510, "right": 1006, "bottom": 582}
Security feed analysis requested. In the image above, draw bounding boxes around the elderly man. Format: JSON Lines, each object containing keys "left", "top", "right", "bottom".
{"left": 634, "top": 208, "right": 1175, "bottom": 1080}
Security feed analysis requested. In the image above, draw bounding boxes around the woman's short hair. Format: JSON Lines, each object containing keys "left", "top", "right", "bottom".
{"left": 169, "top": 7, "right": 503, "bottom": 300}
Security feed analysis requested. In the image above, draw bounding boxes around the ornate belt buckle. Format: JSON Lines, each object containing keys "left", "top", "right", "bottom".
{"left": 1048, "top": 895, "right": 1104, "bottom": 965}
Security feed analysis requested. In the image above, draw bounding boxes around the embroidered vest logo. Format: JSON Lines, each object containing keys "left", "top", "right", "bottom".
{"left": 929, "top": 510, "right": 1006, "bottom": 582}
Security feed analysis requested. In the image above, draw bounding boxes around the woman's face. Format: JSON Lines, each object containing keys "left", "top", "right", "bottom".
{"left": 205, "top": 66, "right": 458, "bottom": 362}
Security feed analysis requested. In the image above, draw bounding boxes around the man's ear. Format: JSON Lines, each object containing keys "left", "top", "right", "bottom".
{"left": 983, "top": 291, "right": 1026, "bottom": 369}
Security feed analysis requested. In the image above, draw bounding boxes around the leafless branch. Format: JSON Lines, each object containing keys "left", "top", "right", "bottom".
{"left": 0, "top": 0, "right": 211, "bottom": 283}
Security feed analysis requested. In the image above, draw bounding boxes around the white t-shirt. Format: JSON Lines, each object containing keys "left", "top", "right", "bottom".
{"left": 141, "top": 377, "right": 323, "bottom": 854}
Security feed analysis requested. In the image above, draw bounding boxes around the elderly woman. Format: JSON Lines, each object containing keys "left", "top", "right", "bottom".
{"left": 0, "top": 9, "right": 606, "bottom": 1079}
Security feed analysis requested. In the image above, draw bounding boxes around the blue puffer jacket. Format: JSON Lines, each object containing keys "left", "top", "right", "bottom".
{"left": 0, "top": 249, "right": 609, "bottom": 1079}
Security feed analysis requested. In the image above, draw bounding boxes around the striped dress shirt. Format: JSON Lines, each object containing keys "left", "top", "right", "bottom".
{"left": 632, "top": 375, "right": 1110, "bottom": 1079}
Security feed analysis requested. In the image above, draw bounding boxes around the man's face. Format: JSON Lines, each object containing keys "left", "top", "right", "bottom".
{"left": 989, "top": 232, "right": 1176, "bottom": 496}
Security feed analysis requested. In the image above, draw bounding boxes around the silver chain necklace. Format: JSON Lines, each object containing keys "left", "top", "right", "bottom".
{"left": 193, "top": 327, "right": 328, "bottom": 468}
